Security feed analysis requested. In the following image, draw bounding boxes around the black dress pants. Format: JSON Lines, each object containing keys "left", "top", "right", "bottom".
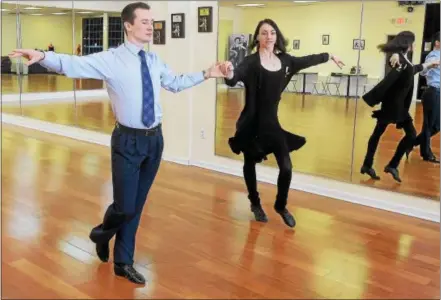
{"left": 89, "top": 123, "right": 164, "bottom": 265}
{"left": 363, "top": 120, "right": 416, "bottom": 169}
{"left": 414, "top": 87, "right": 440, "bottom": 158}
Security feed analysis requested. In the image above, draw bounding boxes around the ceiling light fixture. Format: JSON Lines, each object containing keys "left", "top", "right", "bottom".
{"left": 23, "top": 6, "right": 41, "bottom": 10}
{"left": 236, "top": 3, "right": 265, "bottom": 7}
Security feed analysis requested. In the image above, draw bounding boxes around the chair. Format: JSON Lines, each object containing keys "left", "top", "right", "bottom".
{"left": 285, "top": 74, "right": 300, "bottom": 93}
{"left": 311, "top": 73, "right": 327, "bottom": 94}
{"left": 323, "top": 72, "right": 344, "bottom": 96}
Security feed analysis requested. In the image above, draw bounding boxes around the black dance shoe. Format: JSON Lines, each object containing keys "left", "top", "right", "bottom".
{"left": 114, "top": 264, "right": 146, "bottom": 284}
{"left": 96, "top": 242, "right": 109, "bottom": 262}
{"left": 423, "top": 156, "right": 440, "bottom": 163}
{"left": 275, "top": 208, "right": 296, "bottom": 228}
{"left": 384, "top": 166, "right": 401, "bottom": 183}
{"left": 251, "top": 204, "right": 268, "bottom": 222}
{"left": 360, "top": 165, "right": 380, "bottom": 180}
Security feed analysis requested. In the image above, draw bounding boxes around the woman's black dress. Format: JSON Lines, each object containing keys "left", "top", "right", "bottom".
{"left": 225, "top": 52, "right": 330, "bottom": 163}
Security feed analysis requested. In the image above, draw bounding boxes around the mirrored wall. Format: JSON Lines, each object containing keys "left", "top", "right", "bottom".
{"left": 215, "top": 0, "right": 440, "bottom": 201}
{"left": 1, "top": 0, "right": 120, "bottom": 132}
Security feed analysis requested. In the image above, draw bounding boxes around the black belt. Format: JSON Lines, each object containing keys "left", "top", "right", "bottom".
{"left": 115, "top": 122, "right": 162, "bottom": 136}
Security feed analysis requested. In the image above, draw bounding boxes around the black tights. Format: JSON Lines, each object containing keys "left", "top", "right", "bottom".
{"left": 363, "top": 120, "right": 416, "bottom": 169}
{"left": 243, "top": 142, "right": 292, "bottom": 212}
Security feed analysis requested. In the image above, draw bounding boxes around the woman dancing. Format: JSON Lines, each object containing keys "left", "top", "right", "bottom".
{"left": 361, "top": 31, "right": 439, "bottom": 183}
{"left": 221, "top": 19, "right": 345, "bottom": 228}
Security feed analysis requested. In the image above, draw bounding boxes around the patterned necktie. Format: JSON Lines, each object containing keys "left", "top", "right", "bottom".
{"left": 138, "top": 50, "right": 155, "bottom": 127}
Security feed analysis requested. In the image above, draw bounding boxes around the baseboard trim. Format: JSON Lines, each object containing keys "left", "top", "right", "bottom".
{"left": 2, "top": 113, "right": 439, "bottom": 223}
{"left": 190, "top": 160, "right": 440, "bottom": 223}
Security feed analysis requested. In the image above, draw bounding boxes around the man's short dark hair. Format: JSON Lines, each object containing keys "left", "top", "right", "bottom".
{"left": 121, "top": 2, "right": 151, "bottom": 33}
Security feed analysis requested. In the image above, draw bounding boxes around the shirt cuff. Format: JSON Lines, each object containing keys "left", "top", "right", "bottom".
{"left": 195, "top": 71, "right": 206, "bottom": 83}
{"left": 39, "top": 51, "right": 57, "bottom": 71}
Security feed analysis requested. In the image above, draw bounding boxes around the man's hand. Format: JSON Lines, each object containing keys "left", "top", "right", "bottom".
{"left": 329, "top": 54, "right": 345, "bottom": 69}
{"left": 428, "top": 60, "right": 440, "bottom": 68}
{"left": 204, "top": 61, "right": 233, "bottom": 79}
{"left": 390, "top": 53, "right": 401, "bottom": 68}
{"left": 9, "top": 49, "right": 45, "bottom": 66}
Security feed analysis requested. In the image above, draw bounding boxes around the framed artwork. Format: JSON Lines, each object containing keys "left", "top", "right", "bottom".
{"left": 424, "top": 41, "right": 432, "bottom": 51}
{"left": 293, "top": 39, "right": 300, "bottom": 50}
{"left": 322, "top": 34, "right": 330, "bottom": 45}
{"left": 353, "top": 38, "right": 365, "bottom": 50}
{"left": 153, "top": 21, "right": 166, "bottom": 45}
{"left": 198, "top": 6, "right": 213, "bottom": 33}
{"left": 171, "top": 13, "right": 185, "bottom": 38}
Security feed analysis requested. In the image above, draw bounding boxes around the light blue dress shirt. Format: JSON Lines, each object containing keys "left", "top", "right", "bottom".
{"left": 39, "top": 41, "right": 206, "bottom": 129}
{"left": 421, "top": 49, "right": 440, "bottom": 89}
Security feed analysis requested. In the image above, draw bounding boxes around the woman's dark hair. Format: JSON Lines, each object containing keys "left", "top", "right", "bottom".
{"left": 249, "top": 19, "right": 287, "bottom": 53}
{"left": 377, "top": 31, "right": 415, "bottom": 53}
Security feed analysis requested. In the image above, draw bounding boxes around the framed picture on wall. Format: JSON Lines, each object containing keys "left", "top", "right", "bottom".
{"left": 171, "top": 13, "right": 185, "bottom": 38}
{"left": 353, "top": 38, "right": 365, "bottom": 50}
{"left": 153, "top": 21, "right": 166, "bottom": 45}
{"left": 198, "top": 6, "right": 213, "bottom": 33}
{"left": 293, "top": 39, "right": 300, "bottom": 50}
{"left": 322, "top": 34, "right": 329, "bottom": 45}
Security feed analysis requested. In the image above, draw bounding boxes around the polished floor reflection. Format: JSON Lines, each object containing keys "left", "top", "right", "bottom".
{"left": 2, "top": 124, "right": 439, "bottom": 299}
{"left": 2, "top": 74, "right": 103, "bottom": 94}
{"left": 2, "top": 98, "right": 115, "bottom": 133}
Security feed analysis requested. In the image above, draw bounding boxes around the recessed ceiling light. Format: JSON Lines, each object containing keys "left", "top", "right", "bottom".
{"left": 1, "top": 9, "right": 10, "bottom": 11}
{"left": 30, "top": 13, "right": 43, "bottom": 16}
{"left": 52, "top": 12, "right": 67, "bottom": 15}
{"left": 236, "top": 3, "right": 265, "bottom": 7}
{"left": 23, "top": 7, "right": 41, "bottom": 10}
{"left": 293, "top": 0, "right": 318, "bottom": 2}
{"left": 77, "top": 11, "right": 93, "bottom": 14}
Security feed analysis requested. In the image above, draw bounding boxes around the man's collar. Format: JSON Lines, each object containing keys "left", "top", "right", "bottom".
{"left": 125, "top": 40, "right": 146, "bottom": 55}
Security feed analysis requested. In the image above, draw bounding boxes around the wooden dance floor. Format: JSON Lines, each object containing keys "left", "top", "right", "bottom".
{"left": 2, "top": 86, "right": 439, "bottom": 200}
{"left": 2, "top": 124, "right": 439, "bottom": 299}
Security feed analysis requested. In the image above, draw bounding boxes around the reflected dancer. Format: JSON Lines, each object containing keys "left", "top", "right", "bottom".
{"left": 360, "top": 31, "right": 439, "bottom": 183}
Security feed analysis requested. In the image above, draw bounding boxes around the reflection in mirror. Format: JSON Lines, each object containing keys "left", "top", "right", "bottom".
{"left": 352, "top": 1, "right": 439, "bottom": 200}
{"left": 3, "top": 1, "right": 77, "bottom": 126}
{"left": 73, "top": 6, "right": 120, "bottom": 134}
{"left": 215, "top": 0, "right": 362, "bottom": 183}
{"left": 2, "top": 2, "right": 21, "bottom": 109}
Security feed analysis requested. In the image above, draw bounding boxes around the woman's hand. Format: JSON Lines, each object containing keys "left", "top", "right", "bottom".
{"left": 329, "top": 54, "right": 345, "bottom": 69}
{"left": 390, "top": 53, "right": 401, "bottom": 68}
{"left": 219, "top": 61, "right": 234, "bottom": 79}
